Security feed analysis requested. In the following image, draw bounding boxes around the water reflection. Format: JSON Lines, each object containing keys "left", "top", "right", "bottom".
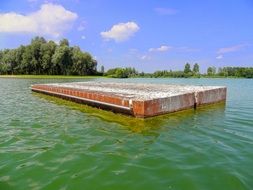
{"left": 33, "top": 92, "right": 226, "bottom": 134}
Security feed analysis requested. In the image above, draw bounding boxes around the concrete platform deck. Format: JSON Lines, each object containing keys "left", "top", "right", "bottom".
{"left": 31, "top": 82, "right": 227, "bottom": 118}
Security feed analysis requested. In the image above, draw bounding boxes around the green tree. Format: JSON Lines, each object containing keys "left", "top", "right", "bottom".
{"left": 71, "top": 46, "right": 88, "bottom": 75}
{"left": 12, "top": 46, "right": 26, "bottom": 74}
{"left": 243, "top": 68, "right": 253, "bottom": 78}
{"left": 184, "top": 63, "right": 191, "bottom": 74}
{"left": 1, "top": 49, "right": 15, "bottom": 74}
{"left": 40, "top": 41, "right": 57, "bottom": 74}
{"left": 207, "top": 66, "right": 216, "bottom": 76}
{"left": 82, "top": 52, "right": 97, "bottom": 75}
{"left": 30, "top": 37, "right": 47, "bottom": 74}
{"left": 115, "top": 68, "right": 127, "bottom": 78}
{"left": 20, "top": 46, "right": 30, "bottom": 74}
{"left": 105, "top": 67, "right": 137, "bottom": 78}
{"left": 193, "top": 63, "right": 199, "bottom": 74}
{"left": 0, "top": 63, "right": 10, "bottom": 74}
{"left": 0, "top": 36, "right": 97, "bottom": 75}
{"left": 59, "top": 39, "right": 69, "bottom": 47}
{"left": 52, "top": 45, "right": 72, "bottom": 75}
{"left": 0, "top": 50, "right": 3, "bottom": 61}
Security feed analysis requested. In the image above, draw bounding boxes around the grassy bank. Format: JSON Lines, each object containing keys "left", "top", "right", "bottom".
{"left": 0, "top": 75, "right": 106, "bottom": 79}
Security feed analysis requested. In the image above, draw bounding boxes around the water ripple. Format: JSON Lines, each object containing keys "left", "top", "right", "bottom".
{"left": 0, "top": 78, "right": 253, "bottom": 190}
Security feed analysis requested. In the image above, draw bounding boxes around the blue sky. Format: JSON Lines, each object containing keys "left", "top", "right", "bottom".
{"left": 0, "top": 0, "right": 253, "bottom": 72}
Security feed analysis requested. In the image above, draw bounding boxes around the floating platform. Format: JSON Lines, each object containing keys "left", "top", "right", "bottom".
{"left": 31, "top": 82, "right": 227, "bottom": 118}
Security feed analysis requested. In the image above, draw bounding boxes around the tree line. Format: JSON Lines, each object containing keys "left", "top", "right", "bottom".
{"left": 104, "top": 67, "right": 138, "bottom": 78}
{"left": 1, "top": 38, "right": 252, "bottom": 78}
{"left": 207, "top": 66, "right": 253, "bottom": 78}
{"left": 0, "top": 37, "right": 97, "bottom": 75}
{"left": 102, "top": 63, "right": 253, "bottom": 78}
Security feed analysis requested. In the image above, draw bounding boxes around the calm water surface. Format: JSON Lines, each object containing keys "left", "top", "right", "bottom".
{"left": 0, "top": 78, "right": 252, "bottom": 190}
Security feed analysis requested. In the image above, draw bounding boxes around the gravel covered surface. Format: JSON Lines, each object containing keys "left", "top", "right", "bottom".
{"left": 45, "top": 82, "right": 225, "bottom": 101}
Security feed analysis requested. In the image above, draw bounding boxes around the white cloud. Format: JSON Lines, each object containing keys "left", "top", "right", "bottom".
{"left": 216, "top": 44, "right": 249, "bottom": 59}
{"left": 81, "top": 35, "right": 86, "bottom": 40}
{"left": 217, "top": 44, "right": 248, "bottom": 54}
{"left": 0, "top": 3, "right": 78, "bottom": 37}
{"left": 154, "top": 7, "right": 178, "bottom": 15}
{"left": 216, "top": 55, "right": 223, "bottom": 59}
{"left": 140, "top": 55, "right": 151, "bottom": 61}
{"left": 100, "top": 22, "right": 139, "bottom": 42}
{"left": 149, "top": 45, "right": 172, "bottom": 52}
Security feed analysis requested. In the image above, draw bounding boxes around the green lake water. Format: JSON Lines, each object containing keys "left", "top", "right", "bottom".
{"left": 0, "top": 78, "right": 252, "bottom": 190}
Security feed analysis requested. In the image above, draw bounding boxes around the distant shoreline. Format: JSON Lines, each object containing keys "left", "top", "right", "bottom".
{"left": 0, "top": 75, "right": 105, "bottom": 79}
{"left": 0, "top": 74, "right": 250, "bottom": 79}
